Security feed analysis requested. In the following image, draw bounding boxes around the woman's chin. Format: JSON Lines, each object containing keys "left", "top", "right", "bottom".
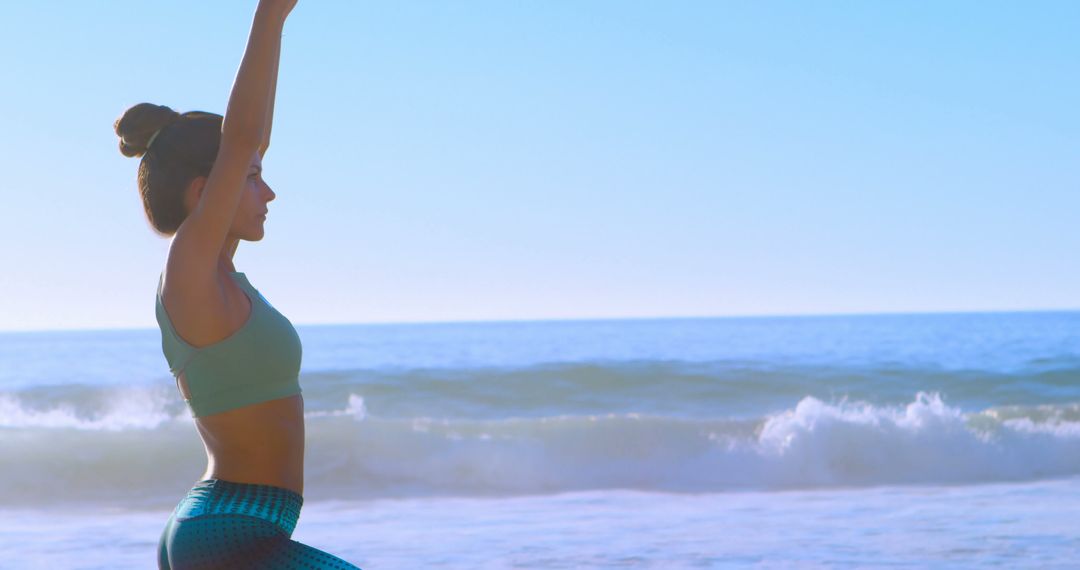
{"left": 241, "top": 229, "right": 266, "bottom": 242}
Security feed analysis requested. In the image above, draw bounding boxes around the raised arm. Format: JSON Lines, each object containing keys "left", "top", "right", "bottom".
{"left": 259, "top": 30, "right": 281, "bottom": 158}
{"left": 168, "top": 0, "right": 296, "bottom": 284}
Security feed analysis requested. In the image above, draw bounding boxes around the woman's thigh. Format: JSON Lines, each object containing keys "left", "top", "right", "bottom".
{"left": 247, "top": 537, "right": 362, "bottom": 569}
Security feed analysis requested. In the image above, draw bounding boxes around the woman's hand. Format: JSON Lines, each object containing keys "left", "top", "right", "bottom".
{"left": 259, "top": 0, "right": 298, "bottom": 21}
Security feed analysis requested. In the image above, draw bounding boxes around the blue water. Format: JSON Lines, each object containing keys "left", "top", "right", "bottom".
{"left": 2, "top": 312, "right": 1079, "bottom": 567}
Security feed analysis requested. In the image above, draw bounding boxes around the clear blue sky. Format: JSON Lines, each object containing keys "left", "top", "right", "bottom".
{"left": 1, "top": 1, "right": 1077, "bottom": 332}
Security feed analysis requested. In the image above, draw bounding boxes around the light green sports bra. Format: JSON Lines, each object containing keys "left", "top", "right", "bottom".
{"left": 155, "top": 271, "right": 303, "bottom": 418}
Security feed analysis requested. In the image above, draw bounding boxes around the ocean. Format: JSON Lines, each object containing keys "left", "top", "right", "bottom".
{"left": 1, "top": 312, "right": 1079, "bottom": 568}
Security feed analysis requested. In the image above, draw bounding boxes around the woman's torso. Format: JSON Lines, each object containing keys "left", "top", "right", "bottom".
{"left": 181, "top": 378, "right": 305, "bottom": 495}
{"left": 161, "top": 270, "right": 305, "bottom": 496}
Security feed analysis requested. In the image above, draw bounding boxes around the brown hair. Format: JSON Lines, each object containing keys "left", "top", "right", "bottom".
{"left": 113, "top": 103, "right": 223, "bottom": 236}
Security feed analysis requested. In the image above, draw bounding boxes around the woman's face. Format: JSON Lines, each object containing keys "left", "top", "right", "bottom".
{"left": 232, "top": 151, "right": 276, "bottom": 241}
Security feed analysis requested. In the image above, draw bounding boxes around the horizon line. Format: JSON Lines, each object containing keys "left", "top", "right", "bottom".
{"left": 2, "top": 306, "right": 1078, "bottom": 335}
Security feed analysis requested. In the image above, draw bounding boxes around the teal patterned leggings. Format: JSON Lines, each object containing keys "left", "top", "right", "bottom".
{"left": 158, "top": 478, "right": 361, "bottom": 569}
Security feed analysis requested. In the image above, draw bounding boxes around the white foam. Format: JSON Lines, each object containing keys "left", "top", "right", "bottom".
{"left": 6, "top": 392, "right": 1080, "bottom": 507}
{"left": 1003, "top": 417, "right": 1080, "bottom": 436}
{"left": 297, "top": 393, "right": 1080, "bottom": 497}
{"left": 0, "top": 391, "right": 175, "bottom": 431}
{"left": 305, "top": 393, "right": 368, "bottom": 420}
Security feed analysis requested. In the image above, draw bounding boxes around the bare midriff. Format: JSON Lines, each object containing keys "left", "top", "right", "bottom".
{"left": 180, "top": 373, "right": 305, "bottom": 496}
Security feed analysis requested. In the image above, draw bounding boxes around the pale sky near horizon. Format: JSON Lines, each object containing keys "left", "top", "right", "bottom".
{"left": 1, "top": 1, "right": 1078, "bottom": 332}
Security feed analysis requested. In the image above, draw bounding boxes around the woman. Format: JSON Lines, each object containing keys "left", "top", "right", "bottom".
{"left": 114, "top": 1, "right": 360, "bottom": 568}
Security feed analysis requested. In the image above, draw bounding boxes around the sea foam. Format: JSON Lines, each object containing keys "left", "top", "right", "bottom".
{"left": 3, "top": 391, "right": 1079, "bottom": 508}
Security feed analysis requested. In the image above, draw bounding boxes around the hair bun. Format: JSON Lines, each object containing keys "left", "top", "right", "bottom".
{"left": 113, "top": 103, "right": 181, "bottom": 158}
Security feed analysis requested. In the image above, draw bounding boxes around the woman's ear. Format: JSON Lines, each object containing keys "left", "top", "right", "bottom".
{"left": 182, "top": 176, "right": 208, "bottom": 215}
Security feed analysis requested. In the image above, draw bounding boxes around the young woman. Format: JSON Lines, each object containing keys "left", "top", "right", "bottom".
{"left": 114, "top": 1, "right": 360, "bottom": 568}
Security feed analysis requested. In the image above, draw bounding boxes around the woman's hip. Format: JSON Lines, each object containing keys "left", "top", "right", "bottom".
{"left": 173, "top": 478, "right": 303, "bottom": 535}
{"left": 159, "top": 478, "right": 305, "bottom": 569}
